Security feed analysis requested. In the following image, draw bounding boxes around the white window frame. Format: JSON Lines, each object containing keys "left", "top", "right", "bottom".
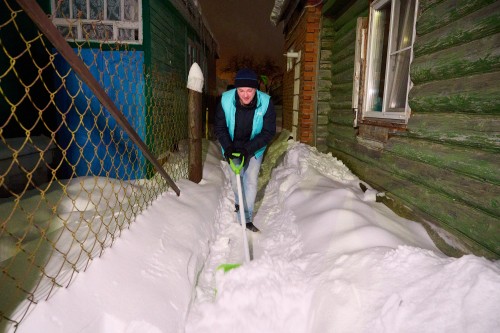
{"left": 362, "top": 0, "right": 418, "bottom": 122}
{"left": 352, "top": 17, "right": 368, "bottom": 127}
{"left": 51, "top": 0, "right": 143, "bottom": 44}
{"left": 292, "top": 50, "right": 301, "bottom": 139}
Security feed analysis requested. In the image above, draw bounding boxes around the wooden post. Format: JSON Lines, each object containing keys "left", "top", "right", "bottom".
{"left": 187, "top": 63, "right": 204, "bottom": 183}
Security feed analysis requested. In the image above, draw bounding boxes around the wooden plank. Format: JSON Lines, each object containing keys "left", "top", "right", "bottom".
{"left": 322, "top": 0, "right": 340, "bottom": 15}
{"left": 414, "top": 1, "right": 500, "bottom": 57}
{"left": 332, "top": 66, "right": 355, "bottom": 84}
{"left": 328, "top": 109, "right": 355, "bottom": 126}
{"left": 419, "top": 0, "right": 446, "bottom": 13}
{"left": 331, "top": 81, "right": 353, "bottom": 95}
{"left": 386, "top": 136, "right": 500, "bottom": 184}
{"left": 327, "top": 123, "right": 357, "bottom": 144}
{"left": 330, "top": 99, "right": 353, "bottom": 110}
{"left": 408, "top": 72, "right": 500, "bottom": 114}
{"left": 331, "top": 38, "right": 356, "bottom": 63}
{"left": 332, "top": 25, "right": 357, "bottom": 53}
{"left": 406, "top": 113, "right": 500, "bottom": 150}
{"left": 332, "top": 55, "right": 353, "bottom": 75}
{"left": 412, "top": 34, "right": 500, "bottom": 84}
{"left": 359, "top": 124, "right": 389, "bottom": 142}
{"left": 382, "top": 142, "right": 500, "bottom": 217}
{"left": 188, "top": 87, "right": 202, "bottom": 183}
{"left": 387, "top": 183, "right": 499, "bottom": 256}
{"left": 332, "top": 0, "right": 368, "bottom": 31}
{"left": 416, "top": 0, "right": 497, "bottom": 36}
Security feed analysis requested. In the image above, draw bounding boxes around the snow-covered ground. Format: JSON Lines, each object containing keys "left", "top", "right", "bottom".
{"left": 15, "top": 135, "right": 500, "bottom": 333}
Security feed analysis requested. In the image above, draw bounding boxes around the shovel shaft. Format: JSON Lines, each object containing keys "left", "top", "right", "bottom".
{"left": 236, "top": 173, "right": 250, "bottom": 263}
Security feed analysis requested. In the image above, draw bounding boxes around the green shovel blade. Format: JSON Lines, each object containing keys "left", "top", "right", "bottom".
{"left": 217, "top": 263, "right": 241, "bottom": 272}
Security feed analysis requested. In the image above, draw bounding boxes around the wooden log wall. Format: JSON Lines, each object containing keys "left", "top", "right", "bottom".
{"left": 316, "top": 17, "right": 335, "bottom": 152}
{"left": 325, "top": 0, "right": 500, "bottom": 258}
{"left": 326, "top": 0, "right": 369, "bottom": 151}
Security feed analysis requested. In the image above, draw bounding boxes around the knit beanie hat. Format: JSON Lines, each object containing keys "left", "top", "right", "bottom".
{"left": 234, "top": 68, "right": 259, "bottom": 89}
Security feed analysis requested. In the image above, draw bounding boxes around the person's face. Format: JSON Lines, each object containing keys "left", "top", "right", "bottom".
{"left": 237, "top": 87, "right": 257, "bottom": 106}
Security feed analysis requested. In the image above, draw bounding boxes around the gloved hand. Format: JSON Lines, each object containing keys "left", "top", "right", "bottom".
{"left": 224, "top": 145, "right": 236, "bottom": 161}
{"left": 224, "top": 146, "right": 250, "bottom": 166}
{"left": 236, "top": 147, "right": 249, "bottom": 166}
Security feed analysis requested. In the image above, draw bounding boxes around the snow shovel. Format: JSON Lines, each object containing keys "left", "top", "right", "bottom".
{"left": 217, "top": 153, "right": 251, "bottom": 273}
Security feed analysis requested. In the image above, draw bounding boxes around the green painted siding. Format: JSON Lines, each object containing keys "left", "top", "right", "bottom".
{"left": 143, "top": 0, "right": 188, "bottom": 167}
{"left": 324, "top": 0, "right": 500, "bottom": 258}
{"left": 142, "top": 0, "right": 217, "bottom": 172}
{"left": 148, "top": 0, "right": 187, "bottom": 73}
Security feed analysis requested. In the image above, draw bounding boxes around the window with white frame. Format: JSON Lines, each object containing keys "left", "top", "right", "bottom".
{"left": 352, "top": 17, "right": 368, "bottom": 127}
{"left": 292, "top": 50, "right": 301, "bottom": 139}
{"left": 51, "top": 0, "right": 142, "bottom": 44}
{"left": 362, "top": 0, "right": 417, "bottom": 122}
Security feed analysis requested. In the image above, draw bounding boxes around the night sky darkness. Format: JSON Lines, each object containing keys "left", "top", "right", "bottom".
{"left": 197, "top": 0, "right": 285, "bottom": 71}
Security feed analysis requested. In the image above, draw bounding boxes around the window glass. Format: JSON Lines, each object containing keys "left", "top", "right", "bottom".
{"left": 107, "top": 0, "right": 121, "bottom": 21}
{"left": 56, "top": 25, "right": 77, "bottom": 39}
{"left": 52, "top": 0, "right": 142, "bottom": 44}
{"left": 363, "top": 0, "right": 417, "bottom": 121}
{"left": 386, "top": 0, "right": 416, "bottom": 112}
{"left": 386, "top": 48, "right": 410, "bottom": 111}
{"left": 88, "top": 0, "right": 104, "bottom": 20}
{"left": 124, "top": 0, "right": 139, "bottom": 21}
{"left": 74, "top": 0, "right": 88, "bottom": 19}
{"left": 83, "top": 23, "right": 113, "bottom": 40}
{"left": 119, "top": 29, "right": 139, "bottom": 41}
{"left": 367, "top": 3, "right": 389, "bottom": 113}
{"left": 55, "top": 0, "right": 70, "bottom": 18}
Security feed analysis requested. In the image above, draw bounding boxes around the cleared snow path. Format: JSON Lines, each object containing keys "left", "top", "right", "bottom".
{"left": 186, "top": 141, "right": 500, "bottom": 333}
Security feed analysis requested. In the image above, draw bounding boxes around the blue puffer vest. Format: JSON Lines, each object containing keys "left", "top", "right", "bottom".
{"left": 220, "top": 88, "right": 271, "bottom": 158}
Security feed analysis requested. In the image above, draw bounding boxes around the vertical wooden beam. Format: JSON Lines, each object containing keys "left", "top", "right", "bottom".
{"left": 187, "top": 63, "right": 204, "bottom": 183}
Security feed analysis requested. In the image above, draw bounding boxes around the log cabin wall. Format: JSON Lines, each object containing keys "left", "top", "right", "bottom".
{"left": 316, "top": 16, "right": 335, "bottom": 152}
{"left": 324, "top": 0, "right": 499, "bottom": 258}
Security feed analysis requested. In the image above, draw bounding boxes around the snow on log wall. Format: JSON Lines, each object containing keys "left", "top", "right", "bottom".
{"left": 324, "top": 0, "right": 500, "bottom": 259}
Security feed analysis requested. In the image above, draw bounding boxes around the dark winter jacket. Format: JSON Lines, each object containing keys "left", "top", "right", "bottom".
{"left": 214, "top": 89, "right": 276, "bottom": 158}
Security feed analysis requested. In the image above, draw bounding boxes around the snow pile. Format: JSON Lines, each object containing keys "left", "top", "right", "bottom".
{"left": 186, "top": 141, "right": 500, "bottom": 333}
{"left": 15, "top": 139, "right": 500, "bottom": 333}
{"left": 14, "top": 141, "right": 224, "bottom": 332}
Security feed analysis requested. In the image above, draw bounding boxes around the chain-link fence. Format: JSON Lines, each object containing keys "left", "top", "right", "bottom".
{"left": 0, "top": 0, "right": 189, "bottom": 330}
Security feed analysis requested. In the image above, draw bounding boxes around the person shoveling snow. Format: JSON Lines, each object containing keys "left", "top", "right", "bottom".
{"left": 213, "top": 68, "right": 276, "bottom": 233}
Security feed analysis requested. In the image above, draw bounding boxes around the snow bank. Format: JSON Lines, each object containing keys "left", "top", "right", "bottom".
{"left": 14, "top": 138, "right": 500, "bottom": 333}
{"left": 186, "top": 141, "right": 500, "bottom": 333}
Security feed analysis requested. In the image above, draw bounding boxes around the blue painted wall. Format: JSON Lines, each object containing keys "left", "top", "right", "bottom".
{"left": 55, "top": 49, "right": 146, "bottom": 179}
